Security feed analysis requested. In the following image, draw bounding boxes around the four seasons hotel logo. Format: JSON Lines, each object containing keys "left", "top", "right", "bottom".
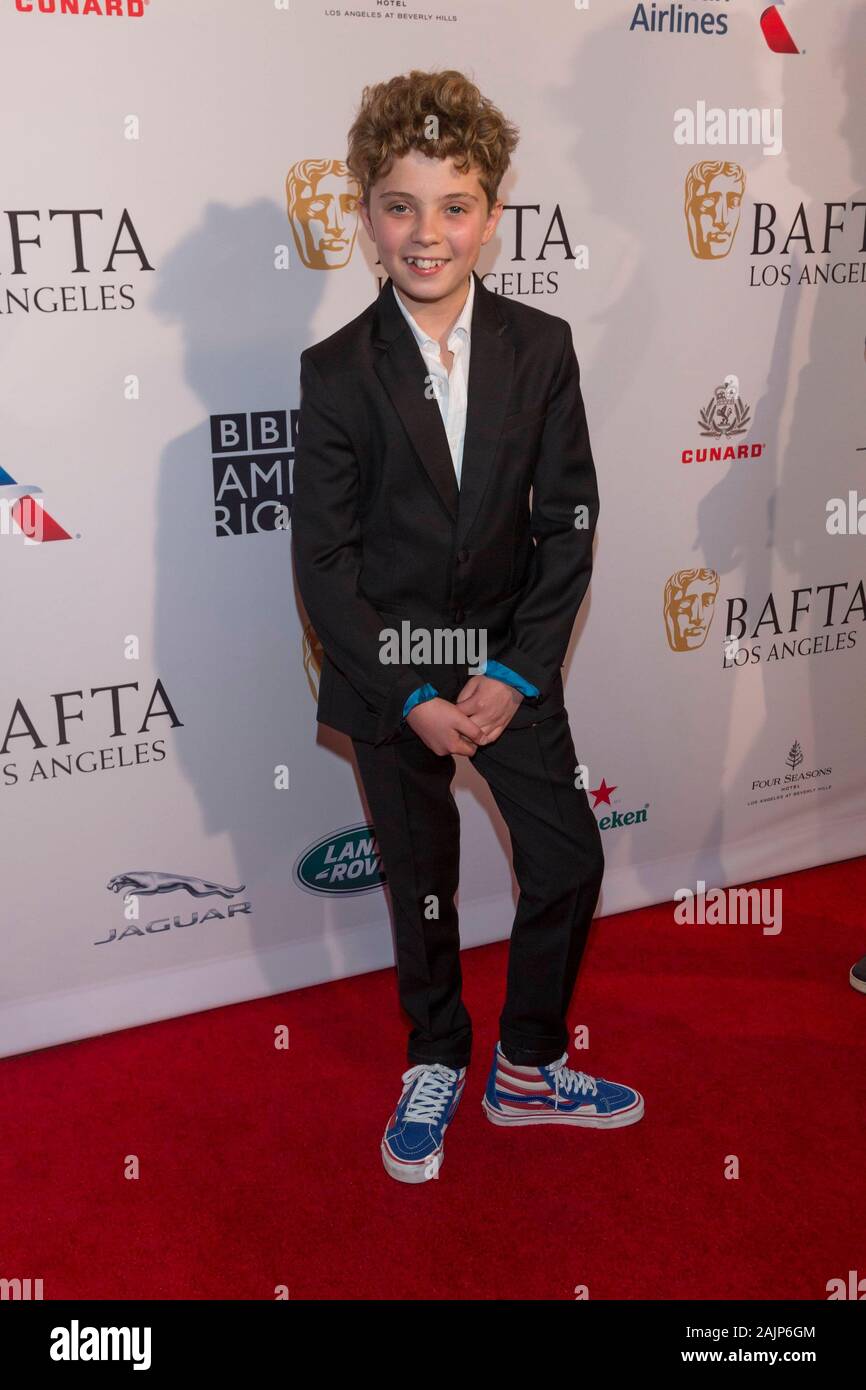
{"left": 285, "top": 159, "right": 361, "bottom": 269}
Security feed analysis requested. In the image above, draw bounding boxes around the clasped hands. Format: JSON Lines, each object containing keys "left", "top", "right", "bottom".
{"left": 405, "top": 673, "right": 524, "bottom": 758}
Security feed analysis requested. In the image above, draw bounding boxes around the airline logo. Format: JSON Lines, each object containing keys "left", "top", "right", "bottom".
{"left": 760, "top": 4, "right": 801, "bottom": 54}
{"left": 0, "top": 464, "right": 71, "bottom": 543}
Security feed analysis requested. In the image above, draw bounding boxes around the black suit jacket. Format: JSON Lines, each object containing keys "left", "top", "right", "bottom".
{"left": 291, "top": 268, "right": 599, "bottom": 746}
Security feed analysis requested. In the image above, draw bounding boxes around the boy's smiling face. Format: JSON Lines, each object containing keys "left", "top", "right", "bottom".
{"left": 359, "top": 147, "right": 503, "bottom": 309}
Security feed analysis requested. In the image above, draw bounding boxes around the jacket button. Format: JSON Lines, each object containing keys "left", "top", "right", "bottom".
{"left": 457, "top": 549, "right": 469, "bottom": 563}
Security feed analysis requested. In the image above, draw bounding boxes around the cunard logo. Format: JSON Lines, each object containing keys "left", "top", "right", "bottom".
{"left": 681, "top": 375, "right": 766, "bottom": 466}
{"left": 699, "top": 375, "right": 751, "bottom": 437}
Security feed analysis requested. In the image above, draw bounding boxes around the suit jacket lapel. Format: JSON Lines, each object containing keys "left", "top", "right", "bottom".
{"left": 371, "top": 268, "right": 514, "bottom": 550}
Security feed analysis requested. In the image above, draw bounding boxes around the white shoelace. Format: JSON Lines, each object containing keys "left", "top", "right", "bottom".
{"left": 401, "top": 1063, "right": 461, "bottom": 1123}
{"left": 545, "top": 1054, "right": 598, "bottom": 1108}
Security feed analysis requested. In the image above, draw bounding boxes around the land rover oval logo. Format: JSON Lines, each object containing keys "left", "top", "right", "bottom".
{"left": 294, "top": 823, "right": 385, "bottom": 896}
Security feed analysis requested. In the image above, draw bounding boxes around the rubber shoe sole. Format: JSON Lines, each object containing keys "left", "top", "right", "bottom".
{"left": 850, "top": 964, "right": 866, "bottom": 994}
{"left": 380, "top": 1139, "right": 445, "bottom": 1183}
{"left": 482, "top": 1090, "right": 645, "bottom": 1129}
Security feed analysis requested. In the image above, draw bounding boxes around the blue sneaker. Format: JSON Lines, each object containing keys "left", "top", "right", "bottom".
{"left": 382, "top": 1061, "right": 467, "bottom": 1183}
{"left": 482, "top": 1041, "right": 644, "bottom": 1128}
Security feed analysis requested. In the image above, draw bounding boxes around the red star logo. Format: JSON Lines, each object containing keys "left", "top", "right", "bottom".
{"left": 590, "top": 778, "right": 617, "bottom": 809}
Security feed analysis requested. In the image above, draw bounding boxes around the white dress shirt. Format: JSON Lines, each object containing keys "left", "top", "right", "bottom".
{"left": 389, "top": 271, "right": 541, "bottom": 717}
{"left": 391, "top": 272, "right": 473, "bottom": 487}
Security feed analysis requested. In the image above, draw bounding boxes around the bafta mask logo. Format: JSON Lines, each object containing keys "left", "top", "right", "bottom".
{"left": 302, "top": 622, "right": 324, "bottom": 700}
{"left": 699, "top": 375, "right": 751, "bottom": 437}
{"left": 685, "top": 160, "right": 745, "bottom": 259}
{"left": 286, "top": 159, "right": 361, "bottom": 269}
{"left": 664, "top": 568, "right": 720, "bottom": 651}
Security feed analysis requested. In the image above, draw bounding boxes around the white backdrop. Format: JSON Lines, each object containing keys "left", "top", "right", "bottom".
{"left": 2, "top": 0, "right": 864, "bottom": 1058}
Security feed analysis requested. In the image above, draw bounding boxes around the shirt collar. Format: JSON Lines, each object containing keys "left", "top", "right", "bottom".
{"left": 392, "top": 271, "right": 474, "bottom": 353}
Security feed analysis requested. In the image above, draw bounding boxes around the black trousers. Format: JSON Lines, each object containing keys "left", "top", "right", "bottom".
{"left": 351, "top": 709, "right": 605, "bottom": 1070}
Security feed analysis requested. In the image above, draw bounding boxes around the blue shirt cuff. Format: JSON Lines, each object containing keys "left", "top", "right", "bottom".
{"left": 481, "top": 660, "right": 540, "bottom": 698}
{"left": 401, "top": 682, "right": 439, "bottom": 722}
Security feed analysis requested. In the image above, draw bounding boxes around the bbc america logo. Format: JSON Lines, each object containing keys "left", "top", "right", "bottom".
{"left": 210, "top": 410, "right": 298, "bottom": 537}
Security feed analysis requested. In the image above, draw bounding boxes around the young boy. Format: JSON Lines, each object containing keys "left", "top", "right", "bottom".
{"left": 291, "top": 69, "right": 644, "bottom": 1184}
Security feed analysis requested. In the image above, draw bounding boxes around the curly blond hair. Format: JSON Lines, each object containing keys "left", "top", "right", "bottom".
{"left": 346, "top": 68, "right": 520, "bottom": 214}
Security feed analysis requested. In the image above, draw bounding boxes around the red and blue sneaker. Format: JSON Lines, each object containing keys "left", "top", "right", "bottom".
{"left": 381, "top": 1061, "right": 467, "bottom": 1183}
{"left": 482, "top": 1041, "right": 644, "bottom": 1128}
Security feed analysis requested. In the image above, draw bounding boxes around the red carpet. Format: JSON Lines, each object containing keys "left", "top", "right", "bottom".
{"left": 2, "top": 855, "right": 864, "bottom": 1301}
